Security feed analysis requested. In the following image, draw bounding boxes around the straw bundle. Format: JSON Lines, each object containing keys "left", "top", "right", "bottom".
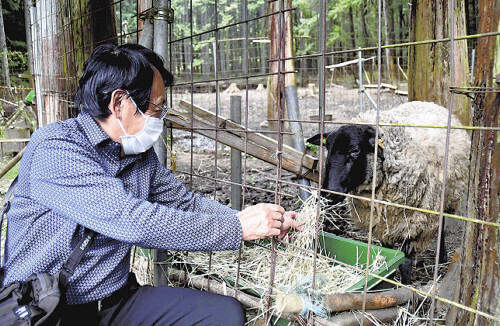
{"left": 168, "top": 192, "right": 385, "bottom": 303}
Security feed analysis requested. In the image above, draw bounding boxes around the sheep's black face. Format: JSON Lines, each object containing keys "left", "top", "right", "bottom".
{"left": 307, "top": 125, "right": 378, "bottom": 204}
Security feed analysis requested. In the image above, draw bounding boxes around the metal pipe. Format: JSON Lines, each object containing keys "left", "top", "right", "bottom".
{"left": 153, "top": 0, "right": 170, "bottom": 167}
{"left": 470, "top": 49, "right": 475, "bottom": 85}
{"left": 230, "top": 95, "right": 242, "bottom": 210}
{"left": 358, "top": 49, "right": 364, "bottom": 113}
{"left": 153, "top": 0, "right": 170, "bottom": 288}
{"left": 138, "top": 18, "right": 154, "bottom": 49}
{"left": 285, "top": 85, "right": 310, "bottom": 201}
{"left": 213, "top": 42, "right": 221, "bottom": 116}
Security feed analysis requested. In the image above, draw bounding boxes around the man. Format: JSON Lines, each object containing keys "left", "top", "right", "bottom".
{"left": 2, "top": 44, "right": 301, "bottom": 325}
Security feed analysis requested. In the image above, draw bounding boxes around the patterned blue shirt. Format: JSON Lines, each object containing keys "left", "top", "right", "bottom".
{"left": 2, "top": 111, "right": 242, "bottom": 304}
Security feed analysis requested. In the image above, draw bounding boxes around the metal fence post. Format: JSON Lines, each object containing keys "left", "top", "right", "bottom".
{"left": 230, "top": 95, "right": 242, "bottom": 210}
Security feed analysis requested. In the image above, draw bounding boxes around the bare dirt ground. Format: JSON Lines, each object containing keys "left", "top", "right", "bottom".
{"left": 168, "top": 86, "right": 464, "bottom": 290}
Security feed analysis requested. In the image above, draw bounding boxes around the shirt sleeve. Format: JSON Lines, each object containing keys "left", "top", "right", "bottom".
{"left": 28, "top": 137, "right": 242, "bottom": 251}
{"left": 147, "top": 153, "right": 239, "bottom": 216}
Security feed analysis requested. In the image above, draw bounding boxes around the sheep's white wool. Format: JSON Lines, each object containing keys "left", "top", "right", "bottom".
{"left": 349, "top": 101, "right": 471, "bottom": 252}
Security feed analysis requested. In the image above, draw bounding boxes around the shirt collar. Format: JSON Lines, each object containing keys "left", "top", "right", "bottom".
{"left": 77, "top": 111, "right": 112, "bottom": 148}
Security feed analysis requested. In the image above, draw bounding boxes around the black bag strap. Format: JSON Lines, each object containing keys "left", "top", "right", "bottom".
{"left": 0, "top": 177, "right": 19, "bottom": 283}
{"left": 0, "top": 175, "right": 97, "bottom": 288}
{"left": 1, "top": 176, "right": 19, "bottom": 267}
{"left": 59, "top": 228, "right": 96, "bottom": 289}
{"left": 0, "top": 176, "right": 18, "bottom": 237}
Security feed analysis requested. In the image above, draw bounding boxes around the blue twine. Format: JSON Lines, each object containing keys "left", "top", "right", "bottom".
{"left": 294, "top": 275, "right": 329, "bottom": 318}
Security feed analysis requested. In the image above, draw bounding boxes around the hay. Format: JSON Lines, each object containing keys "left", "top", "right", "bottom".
{"left": 166, "top": 192, "right": 386, "bottom": 318}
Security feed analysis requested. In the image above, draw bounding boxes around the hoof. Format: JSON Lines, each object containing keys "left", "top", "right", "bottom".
{"left": 438, "top": 252, "right": 447, "bottom": 265}
{"left": 399, "top": 258, "right": 412, "bottom": 284}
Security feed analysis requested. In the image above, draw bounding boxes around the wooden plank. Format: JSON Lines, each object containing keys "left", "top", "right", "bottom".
{"left": 0, "top": 138, "right": 30, "bottom": 143}
{"left": 364, "top": 83, "right": 398, "bottom": 90}
{"left": 166, "top": 109, "right": 319, "bottom": 183}
{"left": 178, "top": 100, "right": 318, "bottom": 171}
{"left": 325, "top": 58, "right": 360, "bottom": 69}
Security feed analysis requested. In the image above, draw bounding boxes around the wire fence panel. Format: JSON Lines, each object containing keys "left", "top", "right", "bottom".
{"left": 4, "top": 0, "right": 498, "bottom": 324}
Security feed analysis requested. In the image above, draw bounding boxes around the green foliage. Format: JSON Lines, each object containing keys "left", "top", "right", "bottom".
{"left": 2, "top": 162, "right": 19, "bottom": 181}
{"left": 2, "top": 0, "right": 26, "bottom": 52}
{"left": 106, "top": 0, "right": 410, "bottom": 81}
{"left": 115, "top": 0, "right": 138, "bottom": 40}
{"left": 305, "top": 142, "right": 319, "bottom": 155}
{"left": 3, "top": 51, "right": 29, "bottom": 87}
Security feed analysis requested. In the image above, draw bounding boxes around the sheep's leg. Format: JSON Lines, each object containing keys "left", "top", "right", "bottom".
{"left": 399, "top": 239, "right": 415, "bottom": 285}
{"left": 438, "top": 217, "right": 447, "bottom": 264}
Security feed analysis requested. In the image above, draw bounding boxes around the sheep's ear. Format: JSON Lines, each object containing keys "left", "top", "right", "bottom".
{"left": 364, "top": 127, "right": 384, "bottom": 158}
{"left": 361, "top": 126, "right": 376, "bottom": 149}
{"left": 307, "top": 133, "right": 329, "bottom": 145}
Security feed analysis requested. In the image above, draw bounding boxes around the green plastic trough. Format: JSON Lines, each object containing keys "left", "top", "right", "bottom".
{"left": 135, "top": 232, "right": 405, "bottom": 292}
{"left": 318, "top": 232, "right": 405, "bottom": 292}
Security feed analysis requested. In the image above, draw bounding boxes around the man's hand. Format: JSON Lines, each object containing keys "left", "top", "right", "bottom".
{"left": 278, "top": 211, "right": 302, "bottom": 239}
{"left": 237, "top": 204, "right": 303, "bottom": 241}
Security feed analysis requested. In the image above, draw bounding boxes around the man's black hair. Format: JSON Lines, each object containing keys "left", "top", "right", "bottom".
{"left": 74, "top": 43, "right": 174, "bottom": 119}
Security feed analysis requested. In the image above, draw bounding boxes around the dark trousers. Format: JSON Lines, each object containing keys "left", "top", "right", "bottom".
{"left": 60, "top": 274, "right": 246, "bottom": 326}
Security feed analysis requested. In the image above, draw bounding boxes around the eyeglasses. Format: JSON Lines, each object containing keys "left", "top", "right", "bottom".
{"left": 147, "top": 101, "right": 169, "bottom": 119}
{"left": 125, "top": 91, "right": 169, "bottom": 119}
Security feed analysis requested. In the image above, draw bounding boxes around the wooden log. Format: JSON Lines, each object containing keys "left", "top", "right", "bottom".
{"left": 167, "top": 268, "right": 298, "bottom": 323}
{"left": 324, "top": 288, "right": 414, "bottom": 312}
{"left": 166, "top": 109, "right": 319, "bottom": 183}
{"left": 327, "top": 307, "right": 401, "bottom": 326}
{"left": 178, "top": 100, "right": 318, "bottom": 172}
{"left": 276, "top": 287, "right": 415, "bottom": 314}
{"left": 168, "top": 267, "right": 402, "bottom": 326}
{"left": 167, "top": 268, "right": 261, "bottom": 309}
{"left": 0, "top": 146, "right": 26, "bottom": 178}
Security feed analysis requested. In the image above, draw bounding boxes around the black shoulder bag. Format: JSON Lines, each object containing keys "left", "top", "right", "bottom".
{"left": 0, "top": 177, "right": 97, "bottom": 325}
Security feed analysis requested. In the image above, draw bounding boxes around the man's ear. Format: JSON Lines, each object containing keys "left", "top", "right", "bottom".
{"left": 108, "top": 89, "right": 127, "bottom": 118}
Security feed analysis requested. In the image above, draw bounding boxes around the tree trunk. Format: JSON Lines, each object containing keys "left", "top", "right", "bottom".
{"left": 57, "top": 0, "right": 116, "bottom": 119}
{"left": 0, "top": 0, "right": 12, "bottom": 91}
{"left": 448, "top": 1, "right": 499, "bottom": 325}
{"left": 397, "top": 3, "right": 405, "bottom": 59}
{"left": 24, "top": 0, "right": 34, "bottom": 86}
{"left": 201, "top": 8, "right": 211, "bottom": 79}
{"left": 361, "top": 0, "right": 371, "bottom": 47}
{"left": 183, "top": 0, "right": 192, "bottom": 76}
{"left": 267, "top": 0, "right": 294, "bottom": 146}
{"left": 299, "top": 10, "right": 306, "bottom": 86}
{"left": 384, "top": 0, "right": 396, "bottom": 82}
{"left": 408, "top": 0, "right": 470, "bottom": 126}
{"left": 348, "top": 7, "right": 356, "bottom": 51}
{"left": 267, "top": 0, "right": 283, "bottom": 140}
{"left": 465, "top": 0, "right": 478, "bottom": 51}
{"left": 31, "top": 0, "right": 64, "bottom": 125}
{"left": 240, "top": 1, "right": 248, "bottom": 78}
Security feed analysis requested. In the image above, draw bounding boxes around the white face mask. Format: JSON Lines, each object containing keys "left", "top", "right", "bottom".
{"left": 116, "top": 94, "right": 164, "bottom": 155}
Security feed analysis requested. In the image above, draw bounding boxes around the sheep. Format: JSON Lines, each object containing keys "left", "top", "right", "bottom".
{"left": 307, "top": 101, "right": 471, "bottom": 284}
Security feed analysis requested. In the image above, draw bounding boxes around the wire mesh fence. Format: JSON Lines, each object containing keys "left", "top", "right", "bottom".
{"left": 4, "top": 0, "right": 498, "bottom": 324}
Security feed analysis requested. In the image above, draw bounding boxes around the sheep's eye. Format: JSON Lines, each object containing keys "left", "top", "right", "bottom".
{"left": 350, "top": 149, "right": 360, "bottom": 157}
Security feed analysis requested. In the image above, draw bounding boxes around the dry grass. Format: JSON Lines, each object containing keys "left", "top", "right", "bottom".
{"left": 130, "top": 193, "right": 437, "bottom": 325}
